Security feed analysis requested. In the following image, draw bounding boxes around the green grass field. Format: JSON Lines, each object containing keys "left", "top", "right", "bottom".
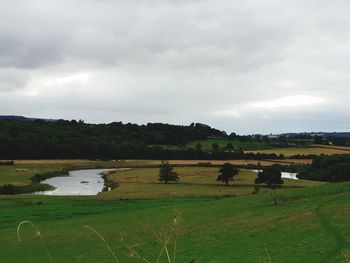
{"left": 152, "top": 138, "right": 273, "bottom": 151}
{"left": 186, "top": 138, "right": 273, "bottom": 151}
{"left": 0, "top": 160, "right": 349, "bottom": 262}
{"left": 0, "top": 182, "right": 349, "bottom": 262}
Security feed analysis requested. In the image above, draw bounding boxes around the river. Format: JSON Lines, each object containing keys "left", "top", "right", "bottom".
{"left": 34, "top": 168, "right": 120, "bottom": 195}
{"left": 251, "top": 170, "right": 299, "bottom": 180}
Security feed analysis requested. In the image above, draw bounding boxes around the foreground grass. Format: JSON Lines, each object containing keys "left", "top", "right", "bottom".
{"left": 99, "top": 167, "right": 325, "bottom": 200}
{"left": 0, "top": 182, "right": 349, "bottom": 262}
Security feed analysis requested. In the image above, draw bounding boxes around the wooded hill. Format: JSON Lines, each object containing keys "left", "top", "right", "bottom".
{"left": 0, "top": 119, "right": 239, "bottom": 159}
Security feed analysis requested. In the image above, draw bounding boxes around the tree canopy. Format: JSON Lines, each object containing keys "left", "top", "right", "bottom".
{"left": 255, "top": 166, "right": 284, "bottom": 188}
{"left": 159, "top": 161, "right": 179, "bottom": 184}
{"left": 0, "top": 119, "right": 285, "bottom": 160}
{"left": 297, "top": 155, "right": 350, "bottom": 182}
{"left": 217, "top": 163, "right": 239, "bottom": 186}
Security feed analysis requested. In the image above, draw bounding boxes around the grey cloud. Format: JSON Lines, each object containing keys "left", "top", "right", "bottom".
{"left": 0, "top": 0, "right": 350, "bottom": 133}
{"left": 0, "top": 68, "right": 29, "bottom": 91}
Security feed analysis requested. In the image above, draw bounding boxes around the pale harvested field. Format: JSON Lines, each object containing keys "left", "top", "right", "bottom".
{"left": 246, "top": 146, "right": 350, "bottom": 156}
{"left": 9, "top": 159, "right": 311, "bottom": 166}
{"left": 311, "top": 144, "right": 350, "bottom": 151}
{"left": 146, "top": 159, "right": 312, "bottom": 165}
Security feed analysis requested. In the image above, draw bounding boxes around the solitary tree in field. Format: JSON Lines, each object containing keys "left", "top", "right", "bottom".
{"left": 255, "top": 166, "right": 283, "bottom": 188}
{"left": 159, "top": 161, "right": 179, "bottom": 184}
{"left": 217, "top": 163, "right": 239, "bottom": 186}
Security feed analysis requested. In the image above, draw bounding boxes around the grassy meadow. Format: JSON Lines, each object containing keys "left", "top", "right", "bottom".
{"left": 0, "top": 159, "right": 349, "bottom": 262}
{"left": 0, "top": 183, "right": 349, "bottom": 262}
{"left": 99, "top": 167, "right": 325, "bottom": 200}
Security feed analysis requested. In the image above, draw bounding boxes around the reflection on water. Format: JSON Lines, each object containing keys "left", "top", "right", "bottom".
{"left": 34, "top": 168, "right": 120, "bottom": 196}
{"left": 251, "top": 170, "right": 299, "bottom": 180}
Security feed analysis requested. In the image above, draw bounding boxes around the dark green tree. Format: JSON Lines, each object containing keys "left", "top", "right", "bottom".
{"left": 225, "top": 143, "right": 234, "bottom": 152}
{"left": 255, "top": 166, "right": 284, "bottom": 188}
{"left": 217, "top": 163, "right": 239, "bottom": 186}
{"left": 211, "top": 143, "right": 220, "bottom": 152}
{"left": 0, "top": 184, "right": 16, "bottom": 195}
{"left": 159, "top": 161, "right": 179, "bottom": 184}
{"left": 195, "top": 143, "right": 203, "bottom": 151}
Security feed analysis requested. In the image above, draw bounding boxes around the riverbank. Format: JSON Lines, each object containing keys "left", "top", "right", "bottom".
{"left": 0, "top": 159, "right": 310, "bottom": 195}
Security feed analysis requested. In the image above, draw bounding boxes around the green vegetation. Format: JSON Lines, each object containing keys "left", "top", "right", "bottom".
{"left": 0, "top": 120, "right": 226, "bottom": 159}
{"left": 298, "top": 155, "right": 350, "bottom": 182}
{"left": 159, "top": 161, "right": 179, "bottom": 184}
{"left": 0, "top": 159, "right": 349, "bottom": 262}
{"left": 216, "top": 163, "right": 239, "bottom": 186}
{"left": 0, "top": 182, "right": 349, "bottom": 262}
{"left": 2, "top": 118, "right": 350, "bottom": 261}
{"left": 187, "top": 138, "right": 273, "bottom": 151}
{"left": 255, "top": 166, "right": 284, "bottom": 188}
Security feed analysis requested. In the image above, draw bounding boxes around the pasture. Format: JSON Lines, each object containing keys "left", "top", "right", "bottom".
{"left": 0, "top": 182, "right": 349, "bottom": 262}
{"left": 99, "top": 167, "right": 325, "bottom": 200}
{"left": 0, "top": 160, "right": 349, "bottom": 262}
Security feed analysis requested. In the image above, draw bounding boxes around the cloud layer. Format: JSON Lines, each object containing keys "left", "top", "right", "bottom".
{"left": 1, "top": 0, "right": 350, "bottom": 134}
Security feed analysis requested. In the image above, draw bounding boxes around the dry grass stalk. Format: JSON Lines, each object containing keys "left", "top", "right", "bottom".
{"left": 342, "top": 249, "right": 350, "bottom": 263}
{"left": 17, "top": 220, "right": 53, "bottom": 263}
{"left": 82, "top": 225, "right": 120, "bottom": 263}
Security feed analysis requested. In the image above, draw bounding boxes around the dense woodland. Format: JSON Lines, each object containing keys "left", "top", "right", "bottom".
{"left": 1, "top": 117, "right": 350, "bottom": 160}
{"left": 297, "top": 154, "right": 350, "bottom": 182}
{"left": 0, "top": 119, "right": 282, "bottom": 160}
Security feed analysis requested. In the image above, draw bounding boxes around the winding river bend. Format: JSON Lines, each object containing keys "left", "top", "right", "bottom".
{"left": 35, "top": 168, "right": 119, "bottom": 196}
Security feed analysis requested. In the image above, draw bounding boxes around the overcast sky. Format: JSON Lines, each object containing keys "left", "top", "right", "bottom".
{"left": 1, "top": 0, "right": 350, "bottom": 134}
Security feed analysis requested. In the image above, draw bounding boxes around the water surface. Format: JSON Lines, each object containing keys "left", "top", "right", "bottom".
{"left": 251, "top": 170, "right": 299, "bottom": 180}
{"left": 35, "top": 168, "right": 121, "bottom": 195}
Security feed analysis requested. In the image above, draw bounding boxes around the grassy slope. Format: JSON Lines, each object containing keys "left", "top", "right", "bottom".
{"left": 186, "top": 138, "right": 273, "bottom": 151}
{"left": 0, "top": 183, "right": 349, "bottom": 262}
{"left": 152, "top": 138, "right": 273, "bottom": 151}
{"left": 99, "top": 167, "right": 325, "bottom": 200}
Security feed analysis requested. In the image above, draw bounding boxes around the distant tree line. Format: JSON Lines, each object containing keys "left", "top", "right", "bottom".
{"left": 0, "top": 119, "right": 284, "bottom": 160}
{"left": 0, "top": 120, "right": 222, "bottom": 159}
{"left": 297, "top": 154, "right": 350, "bottom": 182}
{"left": 326, "top": 136, "right": 350, "bottom": 147}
